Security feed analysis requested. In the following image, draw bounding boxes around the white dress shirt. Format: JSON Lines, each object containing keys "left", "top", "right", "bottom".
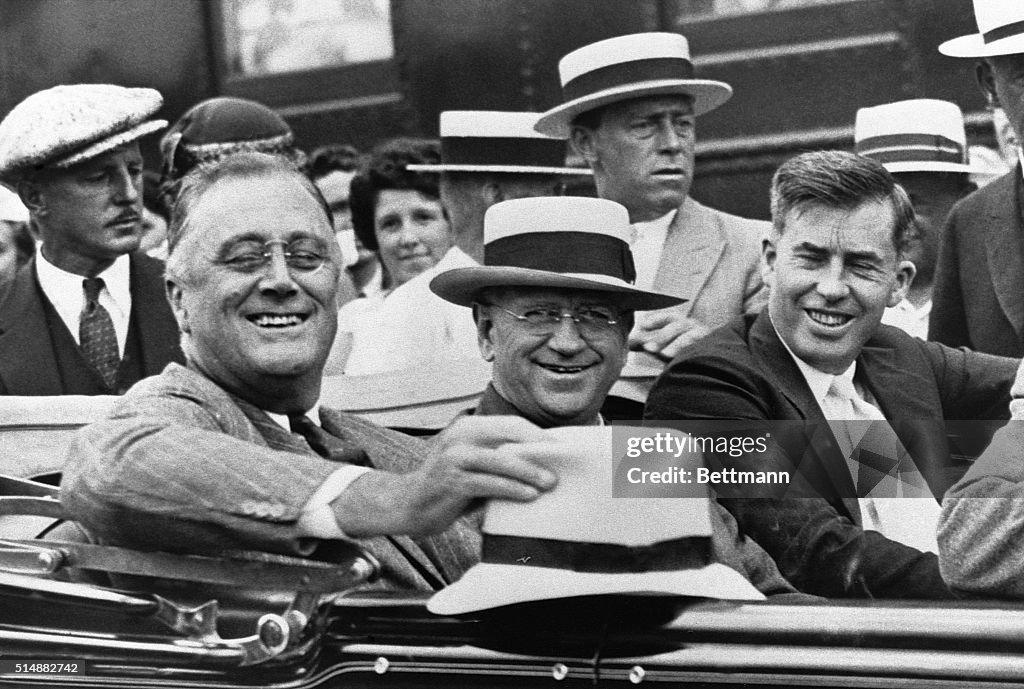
{"left": 881, "top": 298, "right": 931, "bottom": 340}
{"left": 774, "top": 321, "right": 939, "bottom": 553}
{"left": 630, "top": 209, "right": 674, "bottom": 290}
{"left": 35, "top": 252, "right": 132, "bottom": 356}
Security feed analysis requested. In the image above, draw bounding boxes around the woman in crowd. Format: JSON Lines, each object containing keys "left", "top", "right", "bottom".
{"left": 327, "top": 137, "right": 453, "bottom": 373}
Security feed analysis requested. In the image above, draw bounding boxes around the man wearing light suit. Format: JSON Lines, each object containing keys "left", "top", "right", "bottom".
{"left": 61, "top": 153, "right": 561, "bottom": 591}
{"left": 929, "top": 0, "right": 1024, "bottom": 356}
{"left": 536, "top": 32, "right": 767, "bottom": 368}
{"left": 645, "top": 151, "right": 1017, "bottom": 599}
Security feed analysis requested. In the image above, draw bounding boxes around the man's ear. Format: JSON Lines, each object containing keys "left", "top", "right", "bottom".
{"left": 17, "top": 179, "right": 44, "bottom": 216}
{"left": 976, "top": 60, "right": 1001, "bottom": 108}
{"left": 481, "top": 181, "right": 503, "bottom": 207}
{"left": 761, "top": 235, "right": 778, "bottom": 288}
{"left": 165, "top": 278, "right": 190, "bottom": 334}
{"left": 570, "top": 125, "right": 599, "bottom": 165}
{"left": 887, "top": 260, "right": 916, "bottom": 308}
{"left": 473, "top": 302, "right": 496, "bottom": 362}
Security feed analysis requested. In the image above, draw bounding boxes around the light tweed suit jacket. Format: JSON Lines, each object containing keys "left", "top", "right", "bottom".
{"left": 653, "top": 196, "right": 768, "bottom": 323}
{"left": 60, "top": 363, "right": 480, "bottom": 592}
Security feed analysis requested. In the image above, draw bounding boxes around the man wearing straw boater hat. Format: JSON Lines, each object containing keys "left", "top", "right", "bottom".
{"left": 854, "top": 99, "right": 979, "bottom": 339}
{"left": 536, "top": 33, "right": 768, "bottom": 368}
{"left": 0, "top": 84, "right": 183, "bottom": 395}
{"left": 426, "top": 196, "right": 801, "bottom": 612}
{"left": 930, "top": 0, "right": 1024, "bottom": 356}
{"left": 326, "top": 111, "right": 590, "bottom": 375}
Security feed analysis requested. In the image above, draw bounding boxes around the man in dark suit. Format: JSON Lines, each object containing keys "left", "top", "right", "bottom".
{"left": 0, "top": 84, "right": 183, "bottom": 394}
{"left": 645, "top": 150, "right": 1018, "bottom": 599}
{"left": 930, "top": 3, "right": 1024, "bottom": 356}
{"left": 61, "top": 153, "right": 559, "bottom": 591}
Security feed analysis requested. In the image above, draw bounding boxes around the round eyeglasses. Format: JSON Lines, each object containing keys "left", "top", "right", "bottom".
{"left": 217, "top": 238, "right": 327, "bottom": 274}
{"left": 486, "top": 304, "right": 621, "bottom": 337}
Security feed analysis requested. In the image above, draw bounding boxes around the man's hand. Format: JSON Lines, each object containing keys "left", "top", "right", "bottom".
{"left": 332, "top": 415, "right": 560, "bottom": 537}
{"left": 628, "top": 306, "right": 711, "bottom": 362}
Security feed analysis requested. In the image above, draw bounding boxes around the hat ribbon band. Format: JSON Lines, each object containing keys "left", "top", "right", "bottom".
{"left": 984, "top": 19, "right": 1024, "bottom": 44}
{"left": 486, "top": 231, "right": 637, "bottom": 284}
{"left": 442, "top": 137, "right": 567, "bottom": 169}
{"left": 563, "top": 57, "right": 695, "bottom": 104}
{"left": 856, "top": 133, "right": 965, "bottom": 164}
{"left": 483, "top": 534, "right": 711, "bottom": 573}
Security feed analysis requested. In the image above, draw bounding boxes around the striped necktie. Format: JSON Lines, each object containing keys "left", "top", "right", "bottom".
{"left": 79, "top": 277, "right": 120, "bottom": 389}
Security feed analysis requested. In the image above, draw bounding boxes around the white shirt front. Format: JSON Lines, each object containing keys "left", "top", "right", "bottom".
{"left": 773, "top": 319, "right": 939, "bottom": 553}
{"left": 881, "top": 298, "right": 931, "bottom": 340}
{"left": 35, "top": 252, "right": 132, "bottom": 355}
{"left": 629, "top": 209, "right": 674, "bottom": 291}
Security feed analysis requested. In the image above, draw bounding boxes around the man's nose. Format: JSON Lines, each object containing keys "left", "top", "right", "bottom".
{"left": 815, "top": 262, "right": 851, "bottom": 301}
{"left": 546, "top": 316, "right": 588, "bottom": 354}
{"left": 259, "top": 246, "right": 299, "bottom": 295}
{"left": 113, "top": 167, "right": 140, "bottom": 204}
{"left": 654, "top": 120, "right": 684, "bottom": 152}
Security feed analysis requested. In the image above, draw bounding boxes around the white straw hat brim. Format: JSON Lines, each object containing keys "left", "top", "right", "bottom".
{"left": 405, "top": 163, "right": 592, "bottom": 175}
{"left": 535, "top": 79, "right": 733, "bottom": 138}
{"left": 430, "top": 266, "right": 685, "bottom": 311}
{"left": 939, "top": 33, "right": 1024, "bottom": 58}
{"left": 427, "top": 562, "right": 764, "bottom": 616}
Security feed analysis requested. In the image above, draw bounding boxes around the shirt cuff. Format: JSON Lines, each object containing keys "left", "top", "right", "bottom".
{"left": 297, "top": 465, "right": 373, "bottom": 539}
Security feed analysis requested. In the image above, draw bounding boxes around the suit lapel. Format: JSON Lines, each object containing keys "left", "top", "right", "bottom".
{"left": 749, "top": 313, "right": 860, "bottom": 519}
{"left": 128, "top": 254, "right": 184, "bottom": 374}
{"left": 0, "top": 260, "right": 64, "bottom": 394}
{"left": 984, "top": 171, "right": 1024, "bottom": 341}
{"left": 653, "top": 198, "right": 726, "bottom": 315}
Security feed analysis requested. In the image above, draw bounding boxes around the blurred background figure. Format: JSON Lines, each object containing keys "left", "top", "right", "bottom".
{"left": 854, "top": 99, "right": 979, "bottom": 339}
{"left": 307, "top": 143, "right": 371, "bottom": 304}
{"left": 330, "top": 137, "right": 451, "bottom": 371}
{"left": 139, "top": 170, "right": 170, "bottom": 259}
{"left": 159, "top": 96, "right": 305, "bottom": 198}
{"left": 0, "top": 186, "right": 32, "bottom": 305}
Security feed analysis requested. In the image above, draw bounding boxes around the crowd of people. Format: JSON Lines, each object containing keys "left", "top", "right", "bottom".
{"left": 4, "top": 0, "right": 1024, "bottom": 609}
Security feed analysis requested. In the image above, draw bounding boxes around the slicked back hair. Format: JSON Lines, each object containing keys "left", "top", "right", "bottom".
{"left": 770, "top": 150, "right": 916, "bottom": 257}
{"left": 165, "top": 151, "right": 333, "bottom": 282}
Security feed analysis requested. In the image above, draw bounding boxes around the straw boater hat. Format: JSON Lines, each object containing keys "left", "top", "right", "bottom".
{"left": 854, "top": 99, "right": 984, "bottom": 175}
{"left": 430, "top": 196, "right": 684, "bottom": 311}
{"left": 406, "top": 110, "right": 589, "bottom": 175}
{"left": 534, "top": 32, "right": 733, "bottom": 138}
{"left": 939, "top": 0, "right": 1024, "bottom": 58}
{"left": 0, "top": 84, "right": 166, "bottom": 189}
{"left": 427, "top": 426, "right": 764, "bottom": 615}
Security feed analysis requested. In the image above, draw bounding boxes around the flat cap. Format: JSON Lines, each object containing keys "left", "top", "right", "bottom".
{"left": 0, "top": 84, "right": 166, "bottom": 187}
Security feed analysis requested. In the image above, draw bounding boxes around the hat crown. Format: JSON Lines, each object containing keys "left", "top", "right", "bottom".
{"left": 854, "top": 99, "right": 971, "bottom": 172}
{"left": 484, "top": 196, "right": 629, "bottom": 246}
{"left": 559, "top": 32, "right": 690, "bottom": 85}
{"left": 973, "top": 0, "right": 1024, "bottom": 34}
{"left": 855, "top": 99, "right": 967, "bottom": 145}
{"left": 440, "top": 111, "right": 561, "bottom": 140}
{"left": 484, "top": 427, "right": 711, "bottom": 546}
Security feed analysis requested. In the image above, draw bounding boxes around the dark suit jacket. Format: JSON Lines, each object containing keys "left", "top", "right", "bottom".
{"left": 930, "top": 168, "right": 1024, "bottom": 356}
{"left": 61, "top": 363, "right": 480, "bottom": 592}
{"left": 644, "top": 311, "right": 1017, "bottom": 598}
{"left": 0, "top": 254, "right": 183, "bottom": 394}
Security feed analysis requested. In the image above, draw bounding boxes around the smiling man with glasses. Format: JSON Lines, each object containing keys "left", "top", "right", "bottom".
{"left": 428, "top": 195, "right": 801, "bottom": 596}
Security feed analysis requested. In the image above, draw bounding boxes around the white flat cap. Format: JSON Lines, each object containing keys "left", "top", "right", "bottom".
{"left": 0, "top": 84, "right": 166, "bottom": 187}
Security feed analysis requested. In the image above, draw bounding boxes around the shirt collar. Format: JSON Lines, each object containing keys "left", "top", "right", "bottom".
{"left": 770, "top": 315, "right": 856, "bottom": 407}
{"left": 36, "top": 251, "right": 132, "bottom": 313}
{"left": 267, "top": 403, "right": 321, "bottom": 431}
{"left": 630, "top": 209, "right": 676, "bottom": 238}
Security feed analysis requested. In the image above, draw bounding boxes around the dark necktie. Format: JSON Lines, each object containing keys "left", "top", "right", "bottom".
{"left": 288, "top": 413, "right": 370, "bottom": 466}
{"left": 79, "top": 277, "right": 120, "bottom": 389}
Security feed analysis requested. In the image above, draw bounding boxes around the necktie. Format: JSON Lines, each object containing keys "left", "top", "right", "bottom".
{"left": 288, "top": 413, "right": 370, "bottom": 466}
{"left": 823, "top": 375, "right": 939, "bottom": 552}
{"left": 79, "top": 277, "right": 120, "bottom": 390}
